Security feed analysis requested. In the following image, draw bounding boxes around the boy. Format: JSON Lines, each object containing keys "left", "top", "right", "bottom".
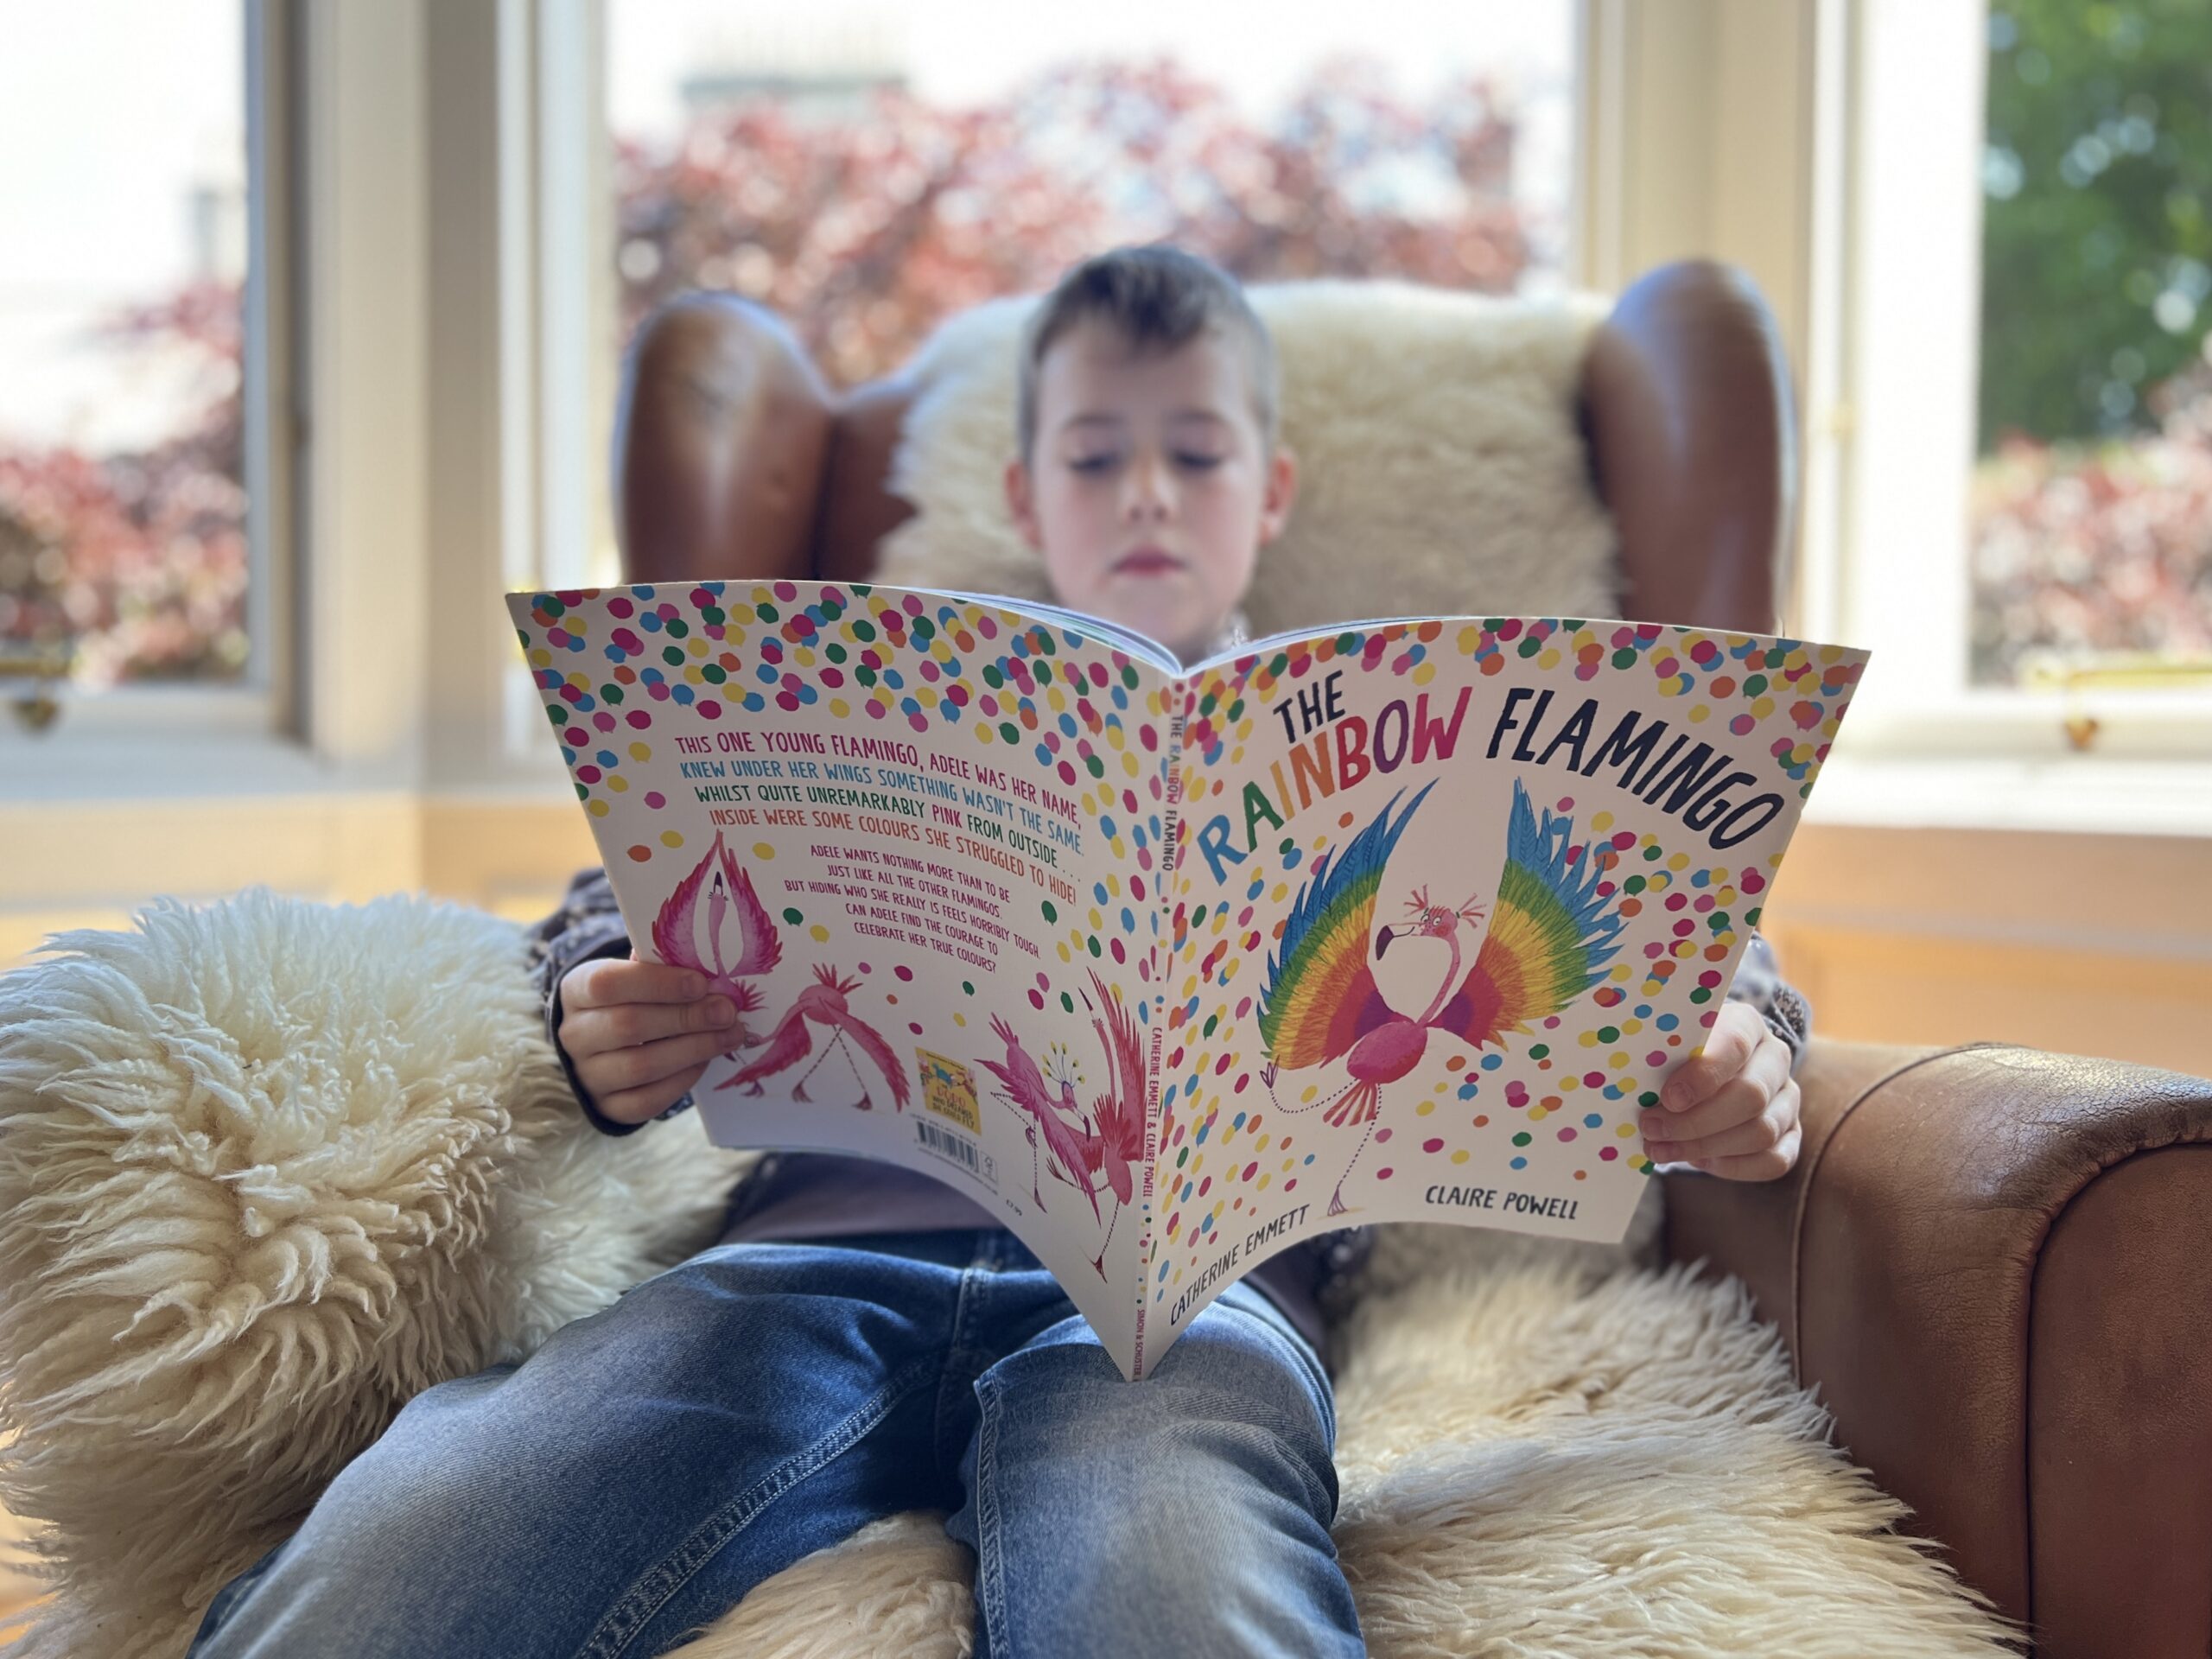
{"left": 189, "top": 247, "right": 1809, "bottom": 1658}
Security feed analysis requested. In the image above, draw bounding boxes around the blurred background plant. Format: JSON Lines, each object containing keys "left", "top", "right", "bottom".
{"left": 1970, "top": 0, "right": 2212, "bottom": 683}
{"left": 612, "top": 56, "right": 1530, "bottom": 388}
{"left": 0, "top": 282, "right": 247, "bottom": 688}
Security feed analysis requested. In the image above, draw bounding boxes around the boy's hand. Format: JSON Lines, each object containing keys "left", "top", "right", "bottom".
{"left": 1638, "top": 1001, "right": 1802, "bottom": 1180}
{"left": 557, "top": 952, "right": 742, "bottom": 1125}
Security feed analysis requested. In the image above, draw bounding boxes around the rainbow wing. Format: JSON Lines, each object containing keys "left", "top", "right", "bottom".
{"left": 1436, "top": 779, "right": 1625, "bottom": 1050}
{"left": 1258, "top": 783, "right": 1433, "bottom": 1071}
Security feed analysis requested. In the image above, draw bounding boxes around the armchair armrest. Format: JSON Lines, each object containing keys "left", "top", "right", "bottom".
{"left": 1580, "top": 258, "right": 1795, "bottom": 633}
{"left": 1664, "top": 1039, "right": 2212, "bottom": 1656}
{"left": 615, "top": 294, "right": 835, "bottom": 585}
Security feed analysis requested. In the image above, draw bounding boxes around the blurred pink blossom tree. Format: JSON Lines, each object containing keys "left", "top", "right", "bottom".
{"left": 0, "top": 280, "right": 247, "bottom": 686}
{"left": 15, "top": 49, "right": 2201, "bottom": 692}
{"left": 612, "top": 57, "right": 1532, "bottom": 386}
{"left": 1969, "top": 365, "right": 2212, "bottom": 683}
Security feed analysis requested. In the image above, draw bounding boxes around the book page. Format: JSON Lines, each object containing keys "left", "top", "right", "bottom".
{"left": 933, "top": 588, "right": 1185, "bottom": 671}
{"left": 508, "top": 580, "right": 1178, "bottom": 1374}
{"left": 1147, "top": 616, "right": 1867, "bottom": 1351}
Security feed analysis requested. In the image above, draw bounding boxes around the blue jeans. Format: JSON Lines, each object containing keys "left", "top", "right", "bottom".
{"left": 188, "top": 1228, "right": 1362, "bottom": 1659}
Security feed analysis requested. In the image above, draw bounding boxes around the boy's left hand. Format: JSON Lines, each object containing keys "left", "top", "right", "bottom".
{"left": 1639, "top": 1001, "right": 1802, "bottom": 1180}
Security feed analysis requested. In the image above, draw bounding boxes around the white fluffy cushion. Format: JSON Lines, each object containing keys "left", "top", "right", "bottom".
{"left": 0, "top": 893, "right": 743, "bottom": 1659}
{"left": 873, "top": 281, "right": 1622, "bottom": 636}
{"left": 0, "top": 894, "right": 2017, "bottom": 1658}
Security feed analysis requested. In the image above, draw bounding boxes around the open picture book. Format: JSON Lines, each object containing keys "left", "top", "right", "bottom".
{"left": 508, "top": 579, "right": 1868, "bottom": 1379}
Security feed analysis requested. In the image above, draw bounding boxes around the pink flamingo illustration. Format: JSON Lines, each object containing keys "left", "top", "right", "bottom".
{"left": 719, "top": 963, "right": 912, "bottom": 1112}
{"left": 979, "top": 1015, "right": 1103, "bottom": 1230}
{"left": 652, "top": 830, "right": 781, "bottom": 1047}
{"left": 976, "top": 970, "right": 1147, "bottom": 1278}
{"left": 1075, "top": 969, "right": 1147, "bottom": 1276}
{"left": 1257, "top": 779, "right": 1625, "bottom": 1216}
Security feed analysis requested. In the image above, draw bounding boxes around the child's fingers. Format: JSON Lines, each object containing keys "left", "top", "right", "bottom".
{"left": 592, "top": 1058, "right": 715, "bottom": 1127}
{"left": 565, "top": 995, "right": 740, "bottom": 1059}
{"left": 562, "top": 953, "right": 710, "bottom": 1013}
{"left": 1656, "top": 1001, "right": 1764, "bottom": 1112}
{"left": 1641, "top": 1030, "right": 1792, "bottom": 1147}
{"left": 1645, "top": 1076, "right": 1800, "bottom": 1165}
{"left": 576, "top": 1028, "right": 736, "bottom": 1106}
{"left": 1692, "top": 1118, "right": 1802, "bottom": 1183}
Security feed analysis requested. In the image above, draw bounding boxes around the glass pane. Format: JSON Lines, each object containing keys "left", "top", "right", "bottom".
{"left": 1971, "top": 2, "right": 2212, "bottom": 688}
{"left": 0, "top": 0, "right": 251, "bottom": 690}
{"left": 608, "top": 0, "right": 1577, "bottom": 388}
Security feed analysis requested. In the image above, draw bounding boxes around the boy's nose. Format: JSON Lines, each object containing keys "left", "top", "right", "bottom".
{"left": 1123, "top": 457, "right": 1175, "bottom": 522}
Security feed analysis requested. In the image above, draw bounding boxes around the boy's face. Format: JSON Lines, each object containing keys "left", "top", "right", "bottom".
{"left": 1005, "top": 318, "right": 1296, "bottom": 662}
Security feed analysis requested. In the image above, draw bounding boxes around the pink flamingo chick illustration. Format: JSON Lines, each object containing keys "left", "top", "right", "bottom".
{"left": 652, "top": 830, "right": 781, "bottom": 1049}
{"left": 979, "top": 1016, "right": 1103, "bottom": 1227}
{"left": 1258, "top": 779, "right": 1625, "bottom": 1216}
{"left": 718, "top": 963, "right": 911, "bottom": 1112}
{"left": 1075, "top": 969, "right": 1147, "bottom": 1278}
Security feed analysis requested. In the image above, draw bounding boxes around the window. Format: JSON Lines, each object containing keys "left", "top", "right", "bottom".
{"left": 503, "top": 0, "right": 1579, "bottom": 755}
{"left": 1972, "top": 0, "right": 2212, "bottom": 690}
{"left": 1815, "top": 0, "right": 2212, "bottom": 754}
{"left": 0, "top": 0, "right": 289, "bottom": 721}
{"left": 603, "top": 0, "right": 1580, "bottom": 392}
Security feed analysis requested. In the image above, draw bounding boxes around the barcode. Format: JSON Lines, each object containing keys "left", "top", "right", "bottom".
{"left": 916, "top": 1119, "right": 980, "bottom": 1173}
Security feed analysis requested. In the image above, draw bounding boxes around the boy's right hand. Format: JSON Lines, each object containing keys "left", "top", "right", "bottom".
{"left": 556, "top": 953, "right": 742, "bottom": 1125}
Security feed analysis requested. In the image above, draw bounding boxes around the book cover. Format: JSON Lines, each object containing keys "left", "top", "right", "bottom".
{"left": 508, "top": 578, "right": 1867, "bottom": 1379}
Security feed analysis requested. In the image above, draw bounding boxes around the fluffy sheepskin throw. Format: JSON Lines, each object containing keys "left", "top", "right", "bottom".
{"left": 0, "top": 893, "right": 745, "bottom": 1659}
{"left": 0, "top": 894, "right": 2019, "bottom": 1658}
{"left": 872, "top": 282, "right": 1623, "bottom": 637}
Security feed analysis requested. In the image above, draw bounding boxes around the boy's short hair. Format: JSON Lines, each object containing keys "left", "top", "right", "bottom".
{"left": 1015, "top": 245, "right": 1281, "bottom": 462}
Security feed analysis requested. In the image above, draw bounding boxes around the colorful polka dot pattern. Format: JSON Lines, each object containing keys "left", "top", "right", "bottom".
{"left": 514, "top": 587, "right": 1865, "bottom": 1354}
{"left": 514, "top": 582, "right": 1172, "bottom": 887}
{"left": 1148, "top": 615, "right": 1865, "bottom": 1333}
{"left": 514, "top": 582, "right": 1193, "bottom": 1234}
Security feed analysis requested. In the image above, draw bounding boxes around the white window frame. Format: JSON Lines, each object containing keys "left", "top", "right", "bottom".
{"left": 488, "top": 0, "right": 618, "bottom": 775}
{"left": 1580, "top": 0, "right": 2211, "bottom": 836}
{"left": 2, "top": 0, "right": 297, "bottom": 758}
{"left": 3, "top": 0, "right": 598, "bottom": 803}
{"left": 1808, "top": 0, "right": 2212, "bottom": 766}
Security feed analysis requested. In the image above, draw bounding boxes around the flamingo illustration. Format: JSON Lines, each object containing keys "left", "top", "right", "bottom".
{"left": 652, "top": 830, "right": 781, "bottom": 1047}
{"left": 976, "top": 970, "right": 1147, "bottom": 1278}
{"left": 1076, "top": 969, "right": 1147, "bottom": 1277}
{"left": 718, "top": 963, "right": 912, "bottom": 1112}
{"left": 1257, "top": 779, "right": 1625, "bottom": 1216}
{"left": 979, "top": 1016, "right": 1104, "bottom": 1229}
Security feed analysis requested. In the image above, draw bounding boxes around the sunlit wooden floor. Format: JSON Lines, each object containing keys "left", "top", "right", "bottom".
{"left": 1, "top": 1506, "right": 37, "bottom": 1644}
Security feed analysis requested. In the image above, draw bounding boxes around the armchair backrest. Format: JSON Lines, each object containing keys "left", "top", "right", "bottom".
{"left": 613, "top": 260, "right": 1795, "bottom": 635}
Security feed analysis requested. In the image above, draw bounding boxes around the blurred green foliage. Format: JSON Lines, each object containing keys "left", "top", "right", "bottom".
{"left": 1980, "top": 0, "right": 2212, "bottom": 451}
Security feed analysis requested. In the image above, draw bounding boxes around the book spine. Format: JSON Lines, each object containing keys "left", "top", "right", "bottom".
{"left": 1130, "top": 693, "right": 1187, "bottom": 1380}
{"left": 1159, "top": 703, "right": 1185, "bottom": 885}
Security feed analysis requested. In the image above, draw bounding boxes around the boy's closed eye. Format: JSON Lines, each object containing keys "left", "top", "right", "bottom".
{"left": 1063, "top": 448, "right": 1226, "bottom": 475}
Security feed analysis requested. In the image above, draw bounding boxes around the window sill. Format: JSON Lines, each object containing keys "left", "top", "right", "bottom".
{"left": 2, "top": 728, "right": 331, "bottom": 803}
{"left": 1806, "top": 750, "right": 2212, "bottom": 839}
{"left": 0, "top": 726, "right": 572, "bottom": 804}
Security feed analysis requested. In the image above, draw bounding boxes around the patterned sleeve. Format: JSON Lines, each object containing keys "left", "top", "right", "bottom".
{"left": 1724, "top": 930, "right": 1813, "bottom": 1075}
{"left": 523, "top": 867, "right": 697, "bottom": 1137}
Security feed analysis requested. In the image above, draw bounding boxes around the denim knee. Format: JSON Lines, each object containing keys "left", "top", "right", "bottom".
{"left": 954, "top": 1287, "right": 1354, "bottom": 1658}
{"left": 974, "top": 1286, "right": 1339, "bottom": 1524}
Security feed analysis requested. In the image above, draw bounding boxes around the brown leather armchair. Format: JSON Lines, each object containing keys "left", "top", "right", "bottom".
{"left": 607, "top": 261, "right": 2212, "bottom": 1658}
